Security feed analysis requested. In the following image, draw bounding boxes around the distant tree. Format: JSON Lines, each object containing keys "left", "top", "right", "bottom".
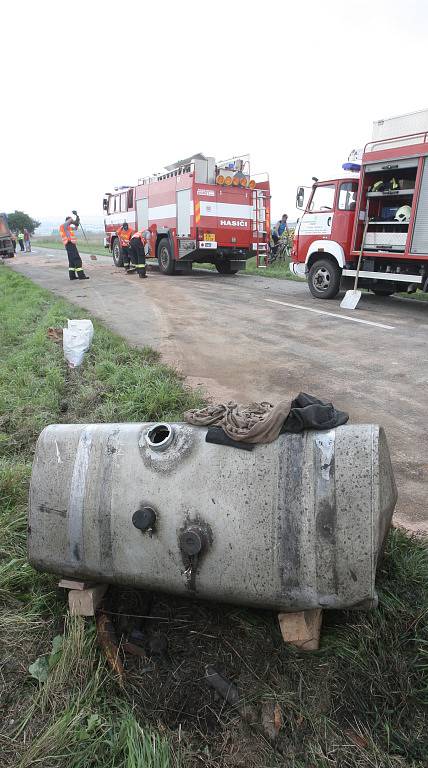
{"left": 7, "top": 211, "right": 41, "bottom": 234}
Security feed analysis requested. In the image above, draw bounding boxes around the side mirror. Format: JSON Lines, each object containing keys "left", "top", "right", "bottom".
{"left": 103, "top": 198, "right": 108, "bottom": 212}
{"left": 296, "top": 186, "right": 305, "bottom": 209}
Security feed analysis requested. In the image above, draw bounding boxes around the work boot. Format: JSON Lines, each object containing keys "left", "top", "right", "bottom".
{"left": 78, "top": 272, "right": 90, "bottom": 280}
{"left": 139, "top": 270, "right": 147, "bottom": 279}
{"left": 69, "top": 272, "right": 77, "bottom": 280}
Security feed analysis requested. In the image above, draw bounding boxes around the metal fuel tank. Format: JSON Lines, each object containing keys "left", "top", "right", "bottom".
{"left": 28, "top": 421, "right": 397, "bottom": 612}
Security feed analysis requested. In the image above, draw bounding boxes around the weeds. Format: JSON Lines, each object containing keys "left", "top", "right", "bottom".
{"left": 0, "top": 269, "right": 199, "bottom": 766}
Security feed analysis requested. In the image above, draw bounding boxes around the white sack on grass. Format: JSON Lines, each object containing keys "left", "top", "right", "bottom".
{"left": 63, "top": 319, "right": 94, "bottom": 368}
{"left": 67, "top": 318, "right": 94, "bottom": 344}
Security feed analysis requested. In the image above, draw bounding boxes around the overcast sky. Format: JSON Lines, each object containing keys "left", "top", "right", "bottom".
{"left": 2, "top": 0, "right": 428, "bottom": 224}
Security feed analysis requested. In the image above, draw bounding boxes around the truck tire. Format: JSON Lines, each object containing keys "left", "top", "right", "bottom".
{"left": 157, "top": 238, "right": 175, "bottom": 275}
{"left": 308, "top": 258, "right": 341, "bottom": 299}
{"left": 216, "top": 260, "right": 238, "bottom": 275}
{"left": 112, "top": 238, "right": 123, "bottom": 267}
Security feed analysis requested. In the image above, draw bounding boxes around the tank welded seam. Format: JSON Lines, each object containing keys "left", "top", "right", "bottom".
{"left": 278, "top": 435, "right": 304, "bottom": 601}
{"left": 97, "top": 430, "right": 120, "bottom": 573}
{"left": 314, "top": 431, "right": 337, "bottom": 604}
{"left": 68, "top": 426, "right": 93, "bottom": 565}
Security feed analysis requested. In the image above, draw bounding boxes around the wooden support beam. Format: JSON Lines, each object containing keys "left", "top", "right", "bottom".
{"left": 68, "top": 584, "right": 108, "bottom": 617}
{"left": 278, "top": 608, "right": 323, "bottom": 651}
{"left": 58, "top": 578, "right": 96, "bottom": 591}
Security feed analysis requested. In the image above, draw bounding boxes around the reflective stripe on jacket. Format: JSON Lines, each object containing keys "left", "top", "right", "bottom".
{"left": 59, "top": 223, "right": 77, "bottom": 245}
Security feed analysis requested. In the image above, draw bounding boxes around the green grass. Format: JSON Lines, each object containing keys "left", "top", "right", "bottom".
{"left": 34, "top": 237, "right": 108, "bottom": 258}
{"left": 197, "top": 257, "right": 303, "bottom": 281}
{"left": 244, "top": 255, "right": 304, "bottom": 280}
{"left": 0, "top": 267, "right": 201, "bottom": 767}
{"left": 0, "top": 266, "right": 427, "bottom": 767}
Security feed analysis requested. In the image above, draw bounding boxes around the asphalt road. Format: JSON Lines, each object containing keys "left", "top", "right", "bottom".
{"left": 5, "top": 246, "right": 428, "bottom": 532}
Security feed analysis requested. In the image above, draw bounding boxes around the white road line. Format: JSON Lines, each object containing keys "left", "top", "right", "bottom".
{"left": 265, "top": 299, "right": 395, "bottom": 330}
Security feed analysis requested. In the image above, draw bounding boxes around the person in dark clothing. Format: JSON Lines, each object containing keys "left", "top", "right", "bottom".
{"left": 59, "top": 214, "right": 89, "bottom": 280}
{"left": 129, "top": 230, "right": 147, "bottom": 278}
{"left": 117, "top": 222, "right": 135, "bottom": 271}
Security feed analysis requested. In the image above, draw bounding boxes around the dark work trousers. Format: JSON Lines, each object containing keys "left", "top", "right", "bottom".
{"left": 129, "top": 237, "right": 146, "bottom": 278}
{"left": 122, "top": 245, "right": 131, "bottom": 269}
{"left": 18, "top": 239, "right": 24, "bottom": 251}
{"left": 65, "top": 241, "right": 86, "bottom": 280}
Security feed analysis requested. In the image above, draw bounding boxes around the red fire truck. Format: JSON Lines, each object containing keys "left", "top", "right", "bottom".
{"left": 290, "top": 110, "right": 428, "bottom": 299}
{"left": 103, "top": 153, "right": 270, "bottom": 275}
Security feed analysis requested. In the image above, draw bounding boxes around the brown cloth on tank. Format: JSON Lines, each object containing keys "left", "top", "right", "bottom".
{"left": 184, "top": 401, "right": 291, "bottom": 444}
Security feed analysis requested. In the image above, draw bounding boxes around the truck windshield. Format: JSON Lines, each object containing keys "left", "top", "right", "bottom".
{"left": 309, "top": 184, "right": 335, "bottom": 212}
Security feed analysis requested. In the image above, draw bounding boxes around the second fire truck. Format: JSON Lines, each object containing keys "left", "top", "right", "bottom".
{"left": 291, "top": 109, "right": 428, "bottom": 299}
{"left": 103, "top": 153, "right": 270, "bottom": 275}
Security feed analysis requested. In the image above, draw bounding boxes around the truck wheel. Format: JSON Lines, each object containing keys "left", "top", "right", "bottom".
{"left": 157, "top": 238, "right": 175, "bottom": 275}
{"left": 112, "top": 238, "right": 123, "bottom": 267}
{"left": 216, "top": 261, "right": 238, "bottom": 275}
{"left": 308, "top": 258, "right": 341, "bottom": 299}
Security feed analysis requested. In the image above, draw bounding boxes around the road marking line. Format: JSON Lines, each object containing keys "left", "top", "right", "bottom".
{"left": 265, "top": 299, "right": 395, "bottom": 330}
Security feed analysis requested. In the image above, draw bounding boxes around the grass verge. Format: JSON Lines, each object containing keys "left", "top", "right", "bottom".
{"left": 0, "top": 266, "right": 201, "bottom": 767}
{"left": 0, "top": 265, "right": 427, "bottom": 767}
{"left": 33, "top": 237, "right": 108, "bottom": 258}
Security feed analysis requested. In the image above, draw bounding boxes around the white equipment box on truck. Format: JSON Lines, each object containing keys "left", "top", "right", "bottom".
{"left": 372, "top": 109, "right": 428, "bottom": 141}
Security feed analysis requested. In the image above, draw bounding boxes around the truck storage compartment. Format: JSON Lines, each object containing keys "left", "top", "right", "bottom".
{"left": 353, "top": 161, "right": 419, "bottom": 253}
{"left": 365, "top": 231, "right": 407, "bottom": 250}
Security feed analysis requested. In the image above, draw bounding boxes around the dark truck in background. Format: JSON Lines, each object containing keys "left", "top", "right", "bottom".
{"left": 0, "top": 213, "right": 14, "bottom": 258}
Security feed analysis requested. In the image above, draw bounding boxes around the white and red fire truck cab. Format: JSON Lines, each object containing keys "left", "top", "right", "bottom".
{"left": 291, "top": 114, "right": 428, "bottom": 299}
{"left": 103, "top": 154, "right": 270, "bottom": 275}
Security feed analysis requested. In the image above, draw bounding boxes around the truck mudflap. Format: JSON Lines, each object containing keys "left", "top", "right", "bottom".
{"left": 228, "top": 259, "right": 246, "bottom": 270}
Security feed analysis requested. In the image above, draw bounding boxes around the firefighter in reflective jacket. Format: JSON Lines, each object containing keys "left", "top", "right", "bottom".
{"left": 117, "top": 222, "right": 134, "bottom": 271}
{"left": 59, "top": 214, "right": 89, "bottom": 280}
{"left": 129, "top": 230, "right": 148, "bottom": 278}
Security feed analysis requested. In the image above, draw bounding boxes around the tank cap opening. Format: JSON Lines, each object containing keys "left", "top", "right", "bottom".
{"left": 146, "top": 423, "right": 174, "bottom": 452}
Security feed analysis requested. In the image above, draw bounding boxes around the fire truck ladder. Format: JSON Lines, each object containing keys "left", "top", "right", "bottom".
{"left": 253, "top": 189, "right": 270, "bottom": 268}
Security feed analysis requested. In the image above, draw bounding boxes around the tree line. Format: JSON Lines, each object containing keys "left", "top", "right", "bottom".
{"left": 6, "top": 211, "right": 41, "bottom": 234}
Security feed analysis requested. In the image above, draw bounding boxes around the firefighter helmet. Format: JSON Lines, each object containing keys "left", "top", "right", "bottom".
{"left": 394, "top": 205, "right": 411, "bottom": 223}
{"left": 370, "top": 177, "right": 400, "bottom": 193}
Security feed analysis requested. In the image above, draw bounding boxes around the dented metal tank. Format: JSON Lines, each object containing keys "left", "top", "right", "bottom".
{"left": 28, "top": 422, "right": 397, "bottom": 612}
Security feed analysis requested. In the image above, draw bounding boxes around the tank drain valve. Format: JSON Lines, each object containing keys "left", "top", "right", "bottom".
{"left": 179, "top": 525, "right": 207, "bottom": 556}
{"left": 132, "top": 506, "right": 157, "bottom": 534}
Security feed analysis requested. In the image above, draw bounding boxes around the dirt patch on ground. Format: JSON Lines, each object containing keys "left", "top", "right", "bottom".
{"left": 102, "top": 587, "right": 319, "bottom": 765}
